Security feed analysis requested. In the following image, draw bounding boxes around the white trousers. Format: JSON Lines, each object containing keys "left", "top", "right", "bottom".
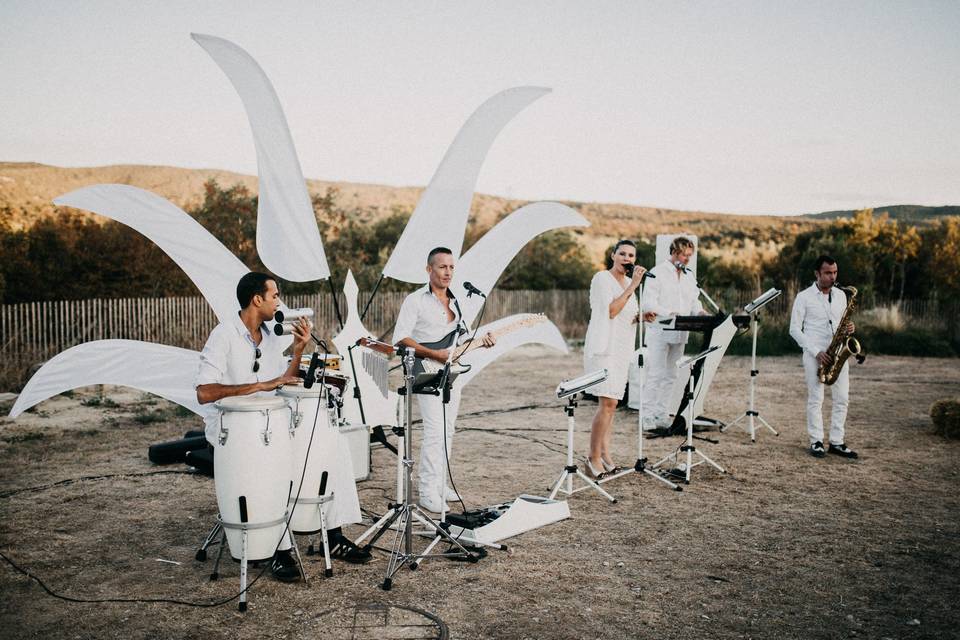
{"left": 416, "top": 386, "right": 462, "bottom": 501}
{"left": 642, "top": 338, "right": 685, "bottom": 419}
{"left": 802, "top": 353, "right": 849, "bottom": 445}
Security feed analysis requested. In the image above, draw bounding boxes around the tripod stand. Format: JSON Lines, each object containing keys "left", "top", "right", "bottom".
{"left": 722, "top": 289, "right": 782, "bottom": 442}
{"left": 548, "top": 370, "right": 617, "bottom": 503}
{"left": 353, "top": 346, "right": 477, "bottom": 590}
{"left": 654, "top": 347, "right": 725, "bottom": 484}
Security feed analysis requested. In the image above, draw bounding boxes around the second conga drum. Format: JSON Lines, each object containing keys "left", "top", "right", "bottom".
{"left": 280, "top": 385, "right": 335, "bottom": 534}
{"left": 213, "top": 395, "right": 292, "bottom": 561}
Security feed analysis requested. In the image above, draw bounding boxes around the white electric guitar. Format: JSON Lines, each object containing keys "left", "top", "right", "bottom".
{"left": 413, "top": 314, "right": 548, "bottom": 376}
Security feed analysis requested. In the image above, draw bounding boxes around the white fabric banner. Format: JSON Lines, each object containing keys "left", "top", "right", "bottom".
{"left": 452, "top": 202, "right": 588, "bottom": 326}
{"left": 382, "top": 86, "right": 551, "bottom": 283}
{"left": 54, "top": 184, "right": 248, "bottom": 324}
{"left": 192, "top": 33, "right": 329, "bottom": 283}
{"left": 10, "top": 340, "right": 203, "bottom": 418}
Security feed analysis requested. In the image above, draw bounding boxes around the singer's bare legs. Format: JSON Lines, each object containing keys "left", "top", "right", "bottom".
{"left": 589, "top": 396, "right": 618, "bottom": 474}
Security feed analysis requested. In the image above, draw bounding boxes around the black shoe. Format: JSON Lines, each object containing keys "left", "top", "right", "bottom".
{"left": 330, "top": 537, "right": 373, "bottom": 564}
{"left": 828, "top": 443, "right": 858, "bottom": 459}
{"left": 810, "top": 441, "right": 826, "bottom": 458}
{"left": 271, "top": 549, "right": 302, "bottom": 582}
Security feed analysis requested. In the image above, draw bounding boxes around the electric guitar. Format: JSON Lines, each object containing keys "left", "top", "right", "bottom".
{"left": 412, "top": 314, "right": 548, "bottom": 376}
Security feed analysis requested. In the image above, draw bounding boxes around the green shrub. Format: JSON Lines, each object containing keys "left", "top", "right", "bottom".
{"left": 930, "top": 398, "right": 960, "bottom": 439}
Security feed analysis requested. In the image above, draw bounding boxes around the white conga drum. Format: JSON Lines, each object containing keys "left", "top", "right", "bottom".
{"left": 213, "top": 395, "right": 292, "bottom": 561}
{"left": 279, "top": 385, "right": 362, "bottom": 534}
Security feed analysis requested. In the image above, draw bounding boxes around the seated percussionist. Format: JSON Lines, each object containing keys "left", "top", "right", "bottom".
{"left": 195, "top": 271, "right": 307, "bottom": 581}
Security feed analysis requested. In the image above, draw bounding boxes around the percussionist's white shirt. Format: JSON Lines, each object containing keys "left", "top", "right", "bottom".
{"left": 789, "top": 283, "right": 848, "bottom": 358}
{"left": 392, "top": 285, "right": 465, "bottom": 347}
{"left": 642, "top": 260, "right": 704, "bottom": 344}
{"left": 195, "top": 313, "right": 288, "bottom": 444}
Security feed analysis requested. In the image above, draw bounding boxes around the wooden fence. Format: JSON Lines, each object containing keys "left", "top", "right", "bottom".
{"left": 1, "top": 290, "right": 955, "bottom": 391}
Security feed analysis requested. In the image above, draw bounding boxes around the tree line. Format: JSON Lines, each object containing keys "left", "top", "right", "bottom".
{"left": 1, "top": 180, "right": 957, "bottom": 304}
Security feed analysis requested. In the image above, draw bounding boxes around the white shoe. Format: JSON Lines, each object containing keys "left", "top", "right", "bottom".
{"left": 654, "top": 413, "right": 672, "bottom": 428}
{"left": 444, "top": 486, "right": 462, "bottom": 502}
{"left": 641, "top": 416, "right": 657, "bottom": 431}
{"left": 418, "top": 494, "right": 449, "bottom": 514}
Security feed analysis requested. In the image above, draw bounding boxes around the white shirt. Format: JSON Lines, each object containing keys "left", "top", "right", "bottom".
{"left": 642, "top": 260, "right": 704, "bottom": 344}
{"left": 392, "top": 285, "right": 467, "bottom": 347}
{"left": 790, "top": 283, "right": 848, "bottom": 358}
{"left": 195, "top": 313, "right": 288, "bottom": 443}
{"left": 584, "top": 270, "right": 639, "bottom": 357}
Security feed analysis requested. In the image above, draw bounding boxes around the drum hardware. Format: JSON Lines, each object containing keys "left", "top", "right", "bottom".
{"left": 723, "top": 288, "right": 783, "bottom": 442}
{"left": 547, "top": 369, "right": 619, "bottom": 503}
{"left": 653, "top": 347, "right": 726, "bottom": 484}
{"left": 351, "top": 343, "right": 478, "bottom": 590}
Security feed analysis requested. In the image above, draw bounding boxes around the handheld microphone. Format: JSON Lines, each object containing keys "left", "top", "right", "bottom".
{"left": 463, "top": 281, "right": 486, "bottom": 298}
{"left": 625, "top": 264, "right": 655, "bottom": 279}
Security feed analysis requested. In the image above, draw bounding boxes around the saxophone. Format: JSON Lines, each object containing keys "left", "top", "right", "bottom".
{"left": 817, "top": 285, "right": 866, "bottom": 385}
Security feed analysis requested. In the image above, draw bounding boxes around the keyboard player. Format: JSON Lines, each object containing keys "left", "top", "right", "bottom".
{"left": 641, "top": 236, "right": 708, "bottom": 429}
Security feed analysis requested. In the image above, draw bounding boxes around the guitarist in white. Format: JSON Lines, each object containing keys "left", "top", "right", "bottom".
{"left": 392, "top": 247, "right": 496, "bottom": 513}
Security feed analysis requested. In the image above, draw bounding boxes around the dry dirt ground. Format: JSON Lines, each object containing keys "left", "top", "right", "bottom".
{"left": 0, "top": 348, "right": 958, "bottom": 640}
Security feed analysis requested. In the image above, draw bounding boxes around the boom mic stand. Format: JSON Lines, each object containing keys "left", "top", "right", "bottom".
{"left": 722, "top": 288, "right": 782, "bottom": 442}
{"left": 351, "top": 345, "right": 477, "bottom": 590}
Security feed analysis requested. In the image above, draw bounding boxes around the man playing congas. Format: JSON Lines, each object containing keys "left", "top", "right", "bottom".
{"left": 196, "top": 271, "right": 309, "bottom": 582}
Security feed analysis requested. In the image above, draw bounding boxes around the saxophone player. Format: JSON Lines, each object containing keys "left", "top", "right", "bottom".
{"left": 789, "top": 255, "right": 858, "bottom": 459}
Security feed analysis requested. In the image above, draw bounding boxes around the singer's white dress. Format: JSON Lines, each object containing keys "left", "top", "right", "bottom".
{"left": 583, "top": 271, "right": 637, "bottom": 399}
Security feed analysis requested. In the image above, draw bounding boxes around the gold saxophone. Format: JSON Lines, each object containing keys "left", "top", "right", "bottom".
{"left": 817, "top": 285, "right": 866, "bottom": 385}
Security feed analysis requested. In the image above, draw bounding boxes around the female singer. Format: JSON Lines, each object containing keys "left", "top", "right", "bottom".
{"left": 582, "top": 240, "right": 650, "bottom": 478}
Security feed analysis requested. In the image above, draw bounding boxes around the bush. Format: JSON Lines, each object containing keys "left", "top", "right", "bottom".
{"left": 930, "top": 398, "right": 960, "bottom": 439}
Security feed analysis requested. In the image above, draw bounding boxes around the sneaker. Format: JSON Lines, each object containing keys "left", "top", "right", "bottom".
{"left": 444, "top": 486, "right": 462, "bottom": 502}
{"left": 641, "top": 416, "right": 657, "bottom": 431}
{"left": 810, "top": 441, "right": 826, "bottom": 458}
{"left": 828, "top": 443, "right": 858, "bottom": 459}
{"left": 418, "top": 494, "right": 449, "bottom": 514}
{"left": 270, "top": 549, "right": 302, "bottom": 582}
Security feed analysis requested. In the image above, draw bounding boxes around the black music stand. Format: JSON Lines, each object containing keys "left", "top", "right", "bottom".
{"left": 722, "top": 288, "right": 782, "bottom": 442}
{"left": 653, "top": 346, "right": 725, "bottom": 484}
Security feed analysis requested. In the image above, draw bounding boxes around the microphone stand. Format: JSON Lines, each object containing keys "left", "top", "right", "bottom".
{"left": 598, "top": 272, "right": 681, "bottom": 491}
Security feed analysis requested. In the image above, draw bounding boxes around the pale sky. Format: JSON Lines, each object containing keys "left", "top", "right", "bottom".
{"left": 2, "top": 1, "right": 958, "bottom": 215}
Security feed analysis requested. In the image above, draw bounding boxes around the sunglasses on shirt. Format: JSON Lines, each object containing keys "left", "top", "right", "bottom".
{"left": 253, "top": 347, "right": 261, "bottom": 373}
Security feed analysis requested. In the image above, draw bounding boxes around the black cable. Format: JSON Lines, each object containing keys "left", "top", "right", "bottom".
{"left": 0, "top": 469, "right": 195, "bottom": 500}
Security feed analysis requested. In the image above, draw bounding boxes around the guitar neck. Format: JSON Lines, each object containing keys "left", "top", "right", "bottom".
{"left": 452, "top": 315, "right": 544, "bottom": 360}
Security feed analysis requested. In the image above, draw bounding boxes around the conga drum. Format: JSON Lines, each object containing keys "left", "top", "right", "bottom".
{"left": 213, "top": 395, "right": 292, "bottom": 561}
{"left": 279, "top": 385, "right": 361, "bottom": 533}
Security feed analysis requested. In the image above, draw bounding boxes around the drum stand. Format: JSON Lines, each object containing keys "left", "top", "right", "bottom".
{"left": 653, "top": 347, "right": 725, "bottom": 484}
{"left": 722, "top": 311, "right": 779, "bottom": 442}
{"left": 354, "top": 349, "right": 477, "bottom": 590}
{"left": 548, "top": 393, "right": 618, "bottom": 503}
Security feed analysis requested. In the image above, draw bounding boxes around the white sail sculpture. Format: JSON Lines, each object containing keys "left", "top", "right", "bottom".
{"left": 191, "top": 33, "right": 329, "bottom": 283}
{"left": 381, "top": 86, "right": 550, "bottom": 284}
{"left": 9, "top": 35, "right": 588, "bottom": 424}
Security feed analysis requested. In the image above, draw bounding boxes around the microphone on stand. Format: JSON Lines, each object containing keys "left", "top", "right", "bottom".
{"left": 463, "top": 281, "right": 486, "bottom": 298}
{"left": 673, "top": 261, "right": 691, "bottom": 274}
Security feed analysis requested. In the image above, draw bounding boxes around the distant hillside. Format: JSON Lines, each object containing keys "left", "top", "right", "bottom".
{"left": 1, "top": 162, "right": 827, "bottom": 266}
{"left": 806, "top": 204, "right": 960, "bottom": 224}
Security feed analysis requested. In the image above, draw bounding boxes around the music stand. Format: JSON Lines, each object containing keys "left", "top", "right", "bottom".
{"left": 653, "top": 346, "right": 725, "bottom": 483}
{"left": 722, "top": 288, "right": 782, "bottom": 442}
{"left": 352, "top": 344, "right": 478, "bottom": 590}
{"left": 547, "top": 369, "right": 618, "bottom": 503}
